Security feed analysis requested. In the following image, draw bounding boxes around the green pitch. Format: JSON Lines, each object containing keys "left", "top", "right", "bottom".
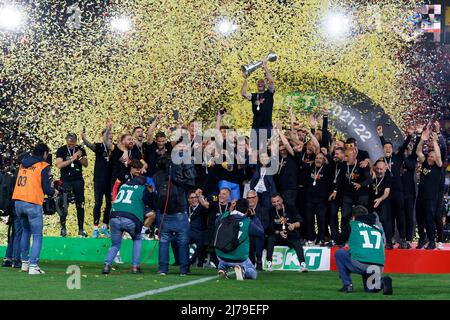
{"left": 0, "top": 260, "right": 449, "bottom": 300}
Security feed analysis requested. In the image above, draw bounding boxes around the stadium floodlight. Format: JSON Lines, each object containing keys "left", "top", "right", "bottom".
{"left": 110, "top": 16, "right": 133, "bottom": 33}
{"left": 323, "top": 11, "right": 352, "bottom": 39}
{"left": 214, "top": 17, "right": 239, "bottom": 37}
{"left": 0, "top": 5, "right": 26, "bottom": 31}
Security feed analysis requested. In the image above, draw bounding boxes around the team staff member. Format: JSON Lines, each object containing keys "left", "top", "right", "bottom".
{"left": 266, "top": 194, "right": 308, "bottom": 272}
{"left": 335, "top": 206, "right": 392, "bottom": 294}
{"left": 56, "top": 133, "right": 88, "bottom": 237}
{"left": 337, "top": 148, "right": 372, "bottom": 244}
{"left": 328, "top": 147, "right": 346, "bottom": 247}
{"left": 247, "top": 190, "right": 269, "bottom": 271}
{"left": 369, "top": 160, "right": 392, "bottom": 249}
{"left": 198, "top": 187, "right": 232, "bottom": 268}
{"left": 186, "top": 190, "right": 208, "bottom": 269}
{"left": 402, "top": 130, "right": 420, "bottom": 248}
{"left": 12, "top": 143, "right": 57, "bottom": 275}
{"left": 82, "top": 121, "right": 113, "bottom": 238}
{"left": 416, "top": 128, "right": 443, "bottom": 250}
{"left": 377, "top": 125, "right": 414, "bottom": 249}
{"left": 305, "top": 152, "right": 333, "bottom": 246}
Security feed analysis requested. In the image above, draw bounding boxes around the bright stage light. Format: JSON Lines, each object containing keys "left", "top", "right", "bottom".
{"left": 214, "top": 17, "right": 238, "bottom": 37}
{"left": 110, "top": 16, "right": 133, "bottom": 33}
{"left": 0, "top": 5, "right": 26, "bottom": 31}
{"left": 323, "top": 12, "right": 351, "bottom": 39}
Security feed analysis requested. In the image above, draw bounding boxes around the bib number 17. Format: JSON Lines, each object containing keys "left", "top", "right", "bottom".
{"left": 359, "top": 230, "right": 382, "bottom": 249}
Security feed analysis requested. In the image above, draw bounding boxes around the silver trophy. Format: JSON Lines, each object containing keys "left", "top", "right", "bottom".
{"left": 241, "top": 52, "right": 277, "bottom": 76}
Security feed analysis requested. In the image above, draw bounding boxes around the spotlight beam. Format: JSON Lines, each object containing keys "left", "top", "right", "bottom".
{"left": 0, "top": 5, "right": 26, "bottom": 31}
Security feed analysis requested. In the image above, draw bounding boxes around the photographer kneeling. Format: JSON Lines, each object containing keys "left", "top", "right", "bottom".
{"left": 215, "top": 198, "right": 264, "bottom": 280}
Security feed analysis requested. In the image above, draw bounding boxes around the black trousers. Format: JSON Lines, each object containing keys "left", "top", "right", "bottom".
{"left": 328, "top": 198, "right": 342, "bottom": 242}
{"left": 436, "top": 191, "right": 445, "bottom": 241}
{"left": 341, "top": 195, "right": 368, "bottom": 234}
{"left": 59, "top": 179, "right": 85, "bottom": 231}
{"left": 266, "top": 234, "right": 305, "bottom": 263}
{"left": 93, "top": 180, "right": 112, "bottom": 226}
{"left": 249, "top": 235, "right": 265, "bottom": 264}
{"left": 306, "top": 200, "right": 327, "bottom": 242}
{"left": 388, "top": 194, "right": 406, "bottom": 240}
{"left": 376, "top": 201, "right": 392, "bottom": 245}
{"left": 416, "top": 197, "right": 442, "bottom": 243}
{"left": 188, "top": 230, "right": 206, "bottom": 267}
{"left": 404, "top": 195, "right": 416, "bottom": 242}
{"left": 296, "top": 186, "right": 307, "bottom": 239}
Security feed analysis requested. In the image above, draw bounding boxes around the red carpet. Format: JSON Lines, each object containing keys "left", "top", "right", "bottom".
{"left": 330, "top": 244, "right": 450, "bottom": 274}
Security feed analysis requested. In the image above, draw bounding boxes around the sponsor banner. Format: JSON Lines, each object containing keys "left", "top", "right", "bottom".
{"left": 263, "top": 246, "right": 330, "bottom": 271}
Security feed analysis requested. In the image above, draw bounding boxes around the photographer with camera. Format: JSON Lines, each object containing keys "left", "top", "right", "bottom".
{"left": 215, "top": 198, "right": 264, "bottom": 280}
{"left": 153, "top": 155, "right": 190, "bottom": 276}
{"left": 12, "top": 143, "right": 58, "bottom": 275}
{"left": 55, "top": 133, "right": 88, "bottom": 237}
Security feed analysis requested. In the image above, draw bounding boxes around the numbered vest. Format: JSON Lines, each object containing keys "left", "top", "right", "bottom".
{"left": 111, "top": 184, "right": 146, "bottom": 223}
{"left": 348, "top": 220, "right": 385, "bottom": 266}
{"left": 12, "top": 162, "right": 50, "bottom": 205}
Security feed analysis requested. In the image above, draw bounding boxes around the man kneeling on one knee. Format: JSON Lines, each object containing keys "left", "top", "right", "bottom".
{"left": 215, "top": 198, "right": 264, "bottom": 280}
{"left": 334, "top": 205, "right": 392, "bottom": 294}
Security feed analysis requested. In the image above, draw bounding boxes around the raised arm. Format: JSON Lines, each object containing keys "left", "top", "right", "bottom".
{"left": 431, "top": 132, "right": 443, "bottom": 168}
{"left": 307, "top": 129, "right": 321, "bottom": 154}
{"left": 416, "top": 127, "right": 428, "bottom": 164}
{"left": 376, "top": 125, "right": 387, "bottom": 145}
{"left": 103, "top": 120, "right": 113, "bottom": 150}
{"left": 241, "top": 74, "right": 252, "bottom": 100}
{"left": 276, "top": 123, "right": 294, "bottom": 156}
{"left": 321, "top": 109, "right": 330, "bottom": 149}
{"left": 262, "top": 59, "right": 274, "bottom": 92}
{"left": 397, "top": 128, "right": 413, "bottom": 157}
{"left": 81, "top": 131, "right": 96, "bottom": 152}
{"left": 146, "top": 115, "right": 160, "bottom": 144}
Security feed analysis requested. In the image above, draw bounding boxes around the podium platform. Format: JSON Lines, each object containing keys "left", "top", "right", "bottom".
{"left": 0, "top": 236, "right": 173, "bottom": 264}
{"left": 330, "top": 244, "right": 450, "bottom": 274}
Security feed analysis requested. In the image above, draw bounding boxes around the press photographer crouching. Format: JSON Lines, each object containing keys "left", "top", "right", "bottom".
{"left": 215, "top": 198, "right": 265, "bottom": 280}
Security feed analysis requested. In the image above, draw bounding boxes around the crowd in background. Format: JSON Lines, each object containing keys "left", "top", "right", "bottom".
{"left": 1, "top": 64, "right": 450, "bottom": 275}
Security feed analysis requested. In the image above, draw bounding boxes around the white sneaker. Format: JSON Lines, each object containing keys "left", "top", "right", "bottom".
{"left": 299, "top": 262, "right": 308, "bottom": 273}
{"left": 266, "top": 260, "right": 273, "bottom": 272}
{"left": 122, "top": 233, "right": 131, "bottom": 240}
{"left": 234, "top": 265, "right": 244, "bottom": 281}
{"left": 141, "top": 233, "right": 151, "bottom": 241}
{"left": 21, "top": 261, "right": 30, "bottom": 272}
{"left": 437, "top": 242, "right": 444, "bottom": 250}
{"left": 29, "top": 265, "right": 45, "bottom": 275}
{"left": 306, "top": 241, "right": 314, "bottom": 246}
{"left": 114, "top": 254, "right": 124, "bottom": 264}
